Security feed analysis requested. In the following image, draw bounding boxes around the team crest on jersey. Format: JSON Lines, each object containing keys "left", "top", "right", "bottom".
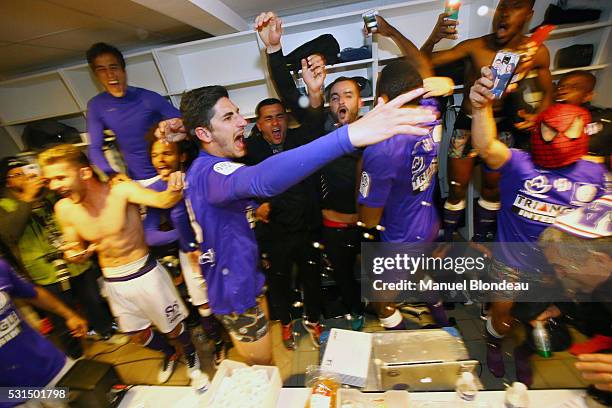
{"left": 245, "top": 206, "right": 257, "bottom": 229}
{"left": 213, "top": 161, "right": 244, "bottom": 175}
{"left": 523, "top": 175, "right": 552, "bottom": 197}
{"left": 360, "top": 171, "right": 371, "bottom": 198}
{"left": 512, "top": 194, "right": 571, "bottom": 224}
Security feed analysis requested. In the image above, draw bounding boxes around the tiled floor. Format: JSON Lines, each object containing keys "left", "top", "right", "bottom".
{"left": 78, "top": 303, "right": 590, "bottom": 391}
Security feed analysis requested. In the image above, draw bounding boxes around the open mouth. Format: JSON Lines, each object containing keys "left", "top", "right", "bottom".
{"left": 496, "top": 22, "right": 509, "bottom": 38}
{"left": 271, "top": 128, "right": 282, "bottom": 141}
{"left": 234, "top": 133, "right": 245, "bottom": 150}
{"left": 108, "top": 80, "right": 120, "bottom": 86}
{"left": 156, "top": 165, "right": 171, "bottom": 173}
{"left": 337, "top": 107, "right": 349, "bottom": 121}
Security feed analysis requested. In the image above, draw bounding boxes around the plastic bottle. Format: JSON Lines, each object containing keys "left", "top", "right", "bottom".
{"left": 455, "top": 371, "right": 478, "bottom": 406}
{"left": 504, "top": 382, "right": 529, "bottom": 408}
{"left": 189, "top": 370, "right": 210, "bottom": 395}
{"left": 533, "top": 321, "right": 552, "bottom": 358}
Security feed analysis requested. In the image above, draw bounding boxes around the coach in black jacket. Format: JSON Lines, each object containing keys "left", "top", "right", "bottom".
{"left": 243, "top": 85, "right": 326, "bottom": 349}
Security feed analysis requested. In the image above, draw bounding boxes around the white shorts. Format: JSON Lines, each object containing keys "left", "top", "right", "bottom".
{"left": 179, "top": 251, "right": 209, "bottom": 306}
{"left": 104, "top": 257, "right": 188, "bottom": 334}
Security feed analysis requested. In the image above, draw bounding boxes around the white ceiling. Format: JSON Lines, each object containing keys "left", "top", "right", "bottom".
{"left": 0, "top": 0, "right": 209, "bottom": 79}
{"left": 1, "top": 0, "right": 374, "bottom": 79}
{"left": 220, "top": 0, "right": 360, "bottom": 20}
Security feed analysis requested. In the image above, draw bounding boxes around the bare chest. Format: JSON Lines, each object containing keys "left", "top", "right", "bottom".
{"left": 71, "top": 199, "right": 131, "bottom": 242}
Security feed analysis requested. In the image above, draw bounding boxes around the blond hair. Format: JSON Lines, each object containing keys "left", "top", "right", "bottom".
{"left": 38, "top": 144, "right": 90, "bottom": 169}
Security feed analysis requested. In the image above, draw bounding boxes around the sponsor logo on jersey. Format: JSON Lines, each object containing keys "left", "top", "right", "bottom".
{"left": 360, "top": 171, "right": 371, "bottom": 198}
{"left": 0, "top": 291, "right": 8, "bottom": 314}
{"left": 0, "top": 310, "right": 22, "bottom": 347}
{"left": 553, "top": 178, "right": 572, "bottom": 192}
{"left": 213, "top": 161, "right": 244, "bottom": 175}
{"left": 245, "top": 206, "right": 257, "bottom": 229}
{"left": 164, "top": 301, "right": 181, "bottom": 325}
{"left": 412, "top": 158, "right": 438, "bottom": 193}
{"left": 571, "top": 182, "right": 599, "bottom": 205}
{"left": 198, "top": 248, "right": 216, "bottom": 266}
{"left": 523, "top": 175, "right": 552, "bottom": 197}
{"left": 512, "top": 194, "right": 572, "bottom": 224}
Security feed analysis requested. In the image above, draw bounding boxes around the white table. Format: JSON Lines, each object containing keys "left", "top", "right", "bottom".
{"left": 119, "top": 386, "right": 587, "bottom": 407}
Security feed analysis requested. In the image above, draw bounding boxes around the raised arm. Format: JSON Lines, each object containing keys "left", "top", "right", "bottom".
{"left": 470, "top": 66, "right": 512, "bottom": 169}
{"left": 206, "top": 89, "right": 436, "bottom": 205}
{"left": 373, "top": 16, "right": 433, "bottom": 78}
{"left": 116, "top": 172, "right": 184, "bottom": 209}
{"left": 256, "top": 12, "right": 325, "bottom": 123}
{"left": 421, "top": 12, "right": 460, "bottom": 56}
{"left": 515, "top": 46, "right": 554, "bottom": 131}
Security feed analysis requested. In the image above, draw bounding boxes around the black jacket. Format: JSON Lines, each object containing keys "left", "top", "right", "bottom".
{"left": 244, "top": 123, "right": 323, "bottom": 241}
{"left": 267, "top": 49, "right": 362, "bottom": 215}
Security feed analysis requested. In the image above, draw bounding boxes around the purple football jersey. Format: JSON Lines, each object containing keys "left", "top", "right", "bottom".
{"left": 358, "top": 127, "right": 441, "bottom": 243}
{"left": 0, "top": 259, "right": 65, "bottom": 400}
{"left": 494, "top": 149, "right": 607, "bottom": 271}
{"left": 87, "top": 86, "right": 180, "bottom": 180}
{"left": 185, "top": 126, "right": 354, "bottom": 314}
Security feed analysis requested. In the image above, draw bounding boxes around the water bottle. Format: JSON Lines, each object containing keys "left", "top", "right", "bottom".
{"left": 455, "top": 371, "right": 478, "bottom": 406}
{"left": 189, "top": 370, "right": 210, "bottom": 395}
{"left": 504, "top": 382, "right": 529, "bottom": 408}
{"left": 533, "top": 321, "right": 552, "bottom": 358}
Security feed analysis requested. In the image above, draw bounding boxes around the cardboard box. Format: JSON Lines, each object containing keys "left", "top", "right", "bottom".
{"left": 202, "top": 360, "right": 281, "bottom": 408}
{"left": 321, "top": 329, "right": 372, "bottom": 387}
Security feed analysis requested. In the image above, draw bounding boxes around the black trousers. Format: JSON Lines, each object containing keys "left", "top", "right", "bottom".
{"left": 260, "top": 231, "right": 323, "bottom": 325}
{"left": 43, "top": 266, "right": 114, "bottom": 356}
{"left": 322, "top": 226, "right": 363, "bottom": 316}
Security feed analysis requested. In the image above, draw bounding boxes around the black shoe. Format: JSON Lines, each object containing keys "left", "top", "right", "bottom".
{"left": 214, "top": 341, "right": 227, "bottom": 368}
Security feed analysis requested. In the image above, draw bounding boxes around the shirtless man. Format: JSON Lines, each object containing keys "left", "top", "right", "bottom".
{"left": 39, "top": 144, "right": 201, "bottom": 384}
{"left": 421, "top": 0, "right": 554, "bottom": 242}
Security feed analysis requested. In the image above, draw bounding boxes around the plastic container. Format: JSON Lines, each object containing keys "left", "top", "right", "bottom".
{"left": 504, "top": 382, "right": 529, "bottom": 408}
{"left": 455, "top": 371, "right": 478, "bottom": 406}
{"left": 202, "top": 360, "right": 281, "bottom": 408}
{"left": 533, "top": 321, "right": 552, "bottom": 358}
{"left": 305, "top": 365, "right": 341, "bottom": 408}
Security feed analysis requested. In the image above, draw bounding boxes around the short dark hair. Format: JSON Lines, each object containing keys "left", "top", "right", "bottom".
{"left": 256, "top": 98, "right": 285, "bottom": 118}
{"left": 560, "top": 70, "right": 596, "bottom": 93}
{"left": 180, "top": 86, "right": 229, "bottom": 134}
{"left": 86, "top": 42, "right": 126, "bottom": 70}
{"left": 376, "top": 59, "right": 423, "bottom": 102}
{"left": 326, "top": 76, "right": 361, "bottom": 101}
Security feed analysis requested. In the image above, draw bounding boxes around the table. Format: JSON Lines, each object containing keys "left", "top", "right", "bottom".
{"left": 119, "top": 386, "right": 588, "bottom": 407}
